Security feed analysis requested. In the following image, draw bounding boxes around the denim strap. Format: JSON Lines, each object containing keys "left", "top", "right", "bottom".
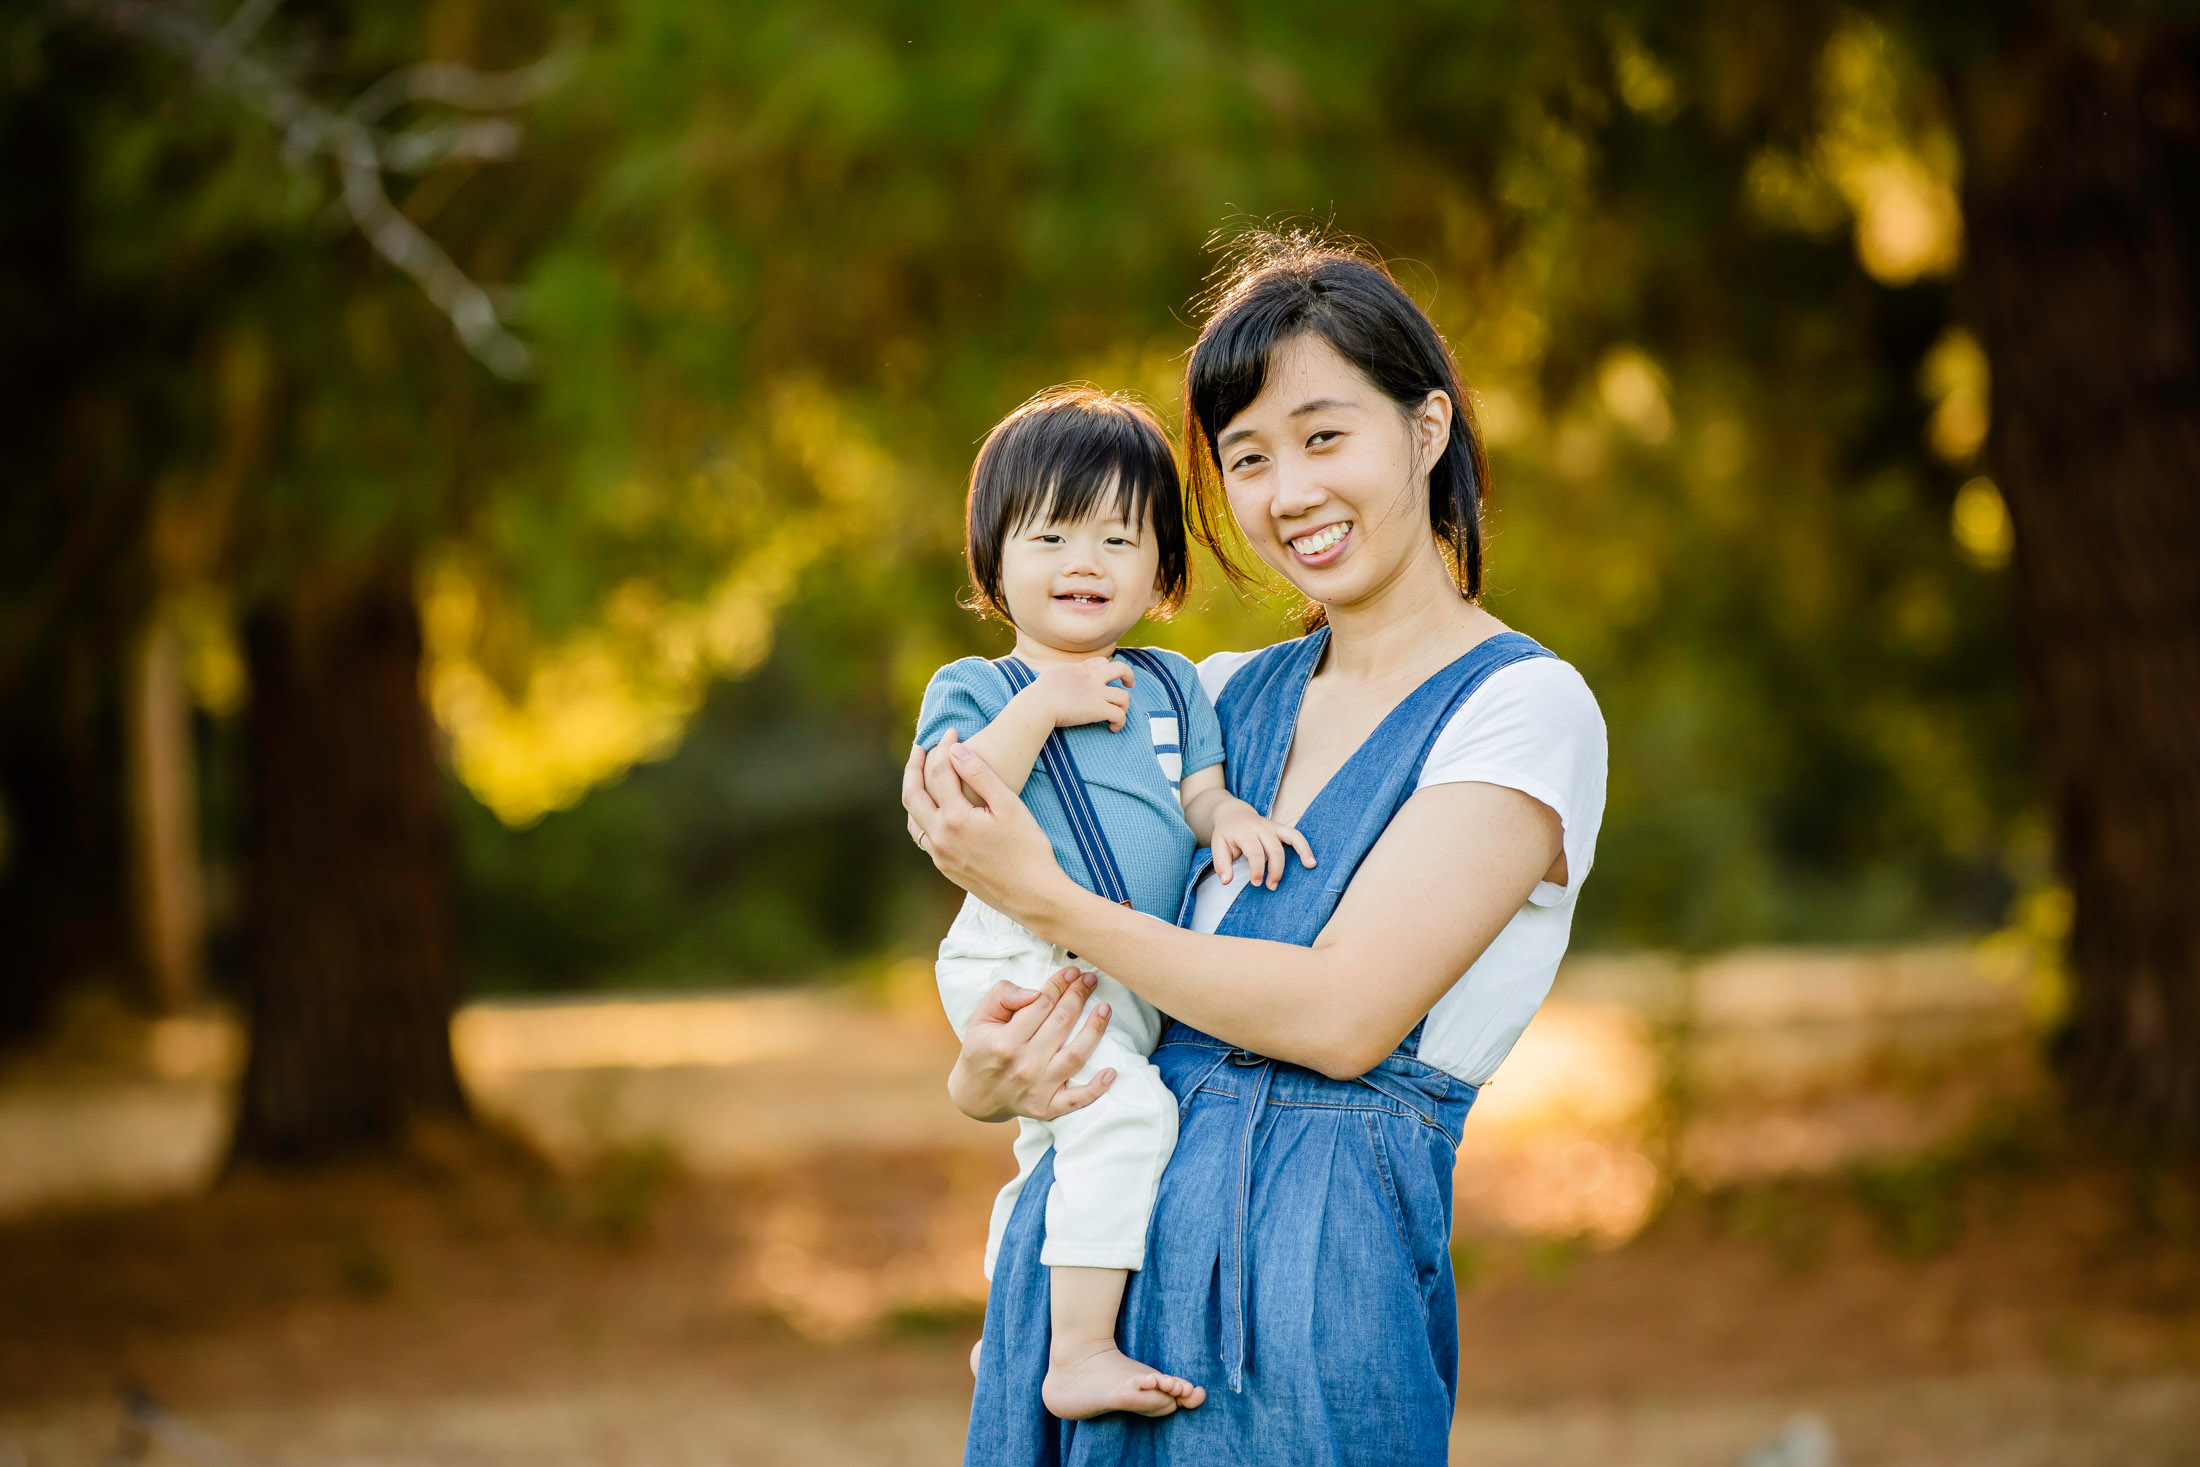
{"left": 1219, "top": 1053, "right": 1275, "bottom": 1391}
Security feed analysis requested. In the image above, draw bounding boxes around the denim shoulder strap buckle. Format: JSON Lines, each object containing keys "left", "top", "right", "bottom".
{"left": 993, "top": 657, "right": 1136, "bottom": 908}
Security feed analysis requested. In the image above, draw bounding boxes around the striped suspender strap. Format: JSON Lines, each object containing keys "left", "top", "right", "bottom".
{"left": 994, "top": 657, "right": 1137, "bottom": 907}
{"left": 1114, "top": 646, "right": 1188, "bottom": 753}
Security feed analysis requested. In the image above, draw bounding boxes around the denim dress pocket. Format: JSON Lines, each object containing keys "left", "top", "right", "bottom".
{"left": 1359, "top": 1110, "right": 1414, "bottom": 1255}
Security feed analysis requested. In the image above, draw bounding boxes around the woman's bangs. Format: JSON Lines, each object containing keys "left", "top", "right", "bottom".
{"left": 1192, "top": 309, "right": 1304, "bottom": 456}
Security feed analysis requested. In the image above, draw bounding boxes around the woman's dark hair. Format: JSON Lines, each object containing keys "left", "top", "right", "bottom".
{"left": 965, "top": 386, "right": 1189, "bottom": 623}
{"left": 1185, "top": 233, "right": 1488, "bottom": 608}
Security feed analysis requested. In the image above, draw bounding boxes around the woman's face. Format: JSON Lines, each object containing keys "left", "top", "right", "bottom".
{"left": 1214, "top": 333, "right": 1452, "bottom": 609}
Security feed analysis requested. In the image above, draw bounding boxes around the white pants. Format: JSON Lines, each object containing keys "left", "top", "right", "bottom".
{"left": 936, "top": 895, "right": 1177, "bottom": 1279}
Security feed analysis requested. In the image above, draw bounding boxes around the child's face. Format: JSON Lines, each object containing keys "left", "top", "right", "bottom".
{"left": 998, "top": 501, "right": 1162, "bottom": 654}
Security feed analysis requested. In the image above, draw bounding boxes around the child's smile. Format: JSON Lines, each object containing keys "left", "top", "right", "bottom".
{"left": 1001, "top": 507, "right": 1161, "bottom": 658}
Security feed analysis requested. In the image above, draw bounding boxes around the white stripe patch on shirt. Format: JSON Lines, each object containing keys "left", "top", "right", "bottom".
{"left": 1149, "top": 714, "right": 1184, "bottom": 801}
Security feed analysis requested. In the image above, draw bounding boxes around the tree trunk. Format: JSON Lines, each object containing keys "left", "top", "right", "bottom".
{"left": 231, "top": 561, "right": 467, "bottom": 1163}
{"left": 0, "top": 634, "right": 134, "bottom": 1047}
{"left": 1960, "top": 25, "right": 2200, "bottom": 1137}
{"left": 126, "top": 613, "right": 205, "bottom": 1013}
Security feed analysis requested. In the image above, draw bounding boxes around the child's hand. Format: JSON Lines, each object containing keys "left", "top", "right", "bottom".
{"left": 1210, "top": 797, "right": 1315, "bottom": 890}
{"left": 1030, "top": 657, "right": 1135, "bottom": 732}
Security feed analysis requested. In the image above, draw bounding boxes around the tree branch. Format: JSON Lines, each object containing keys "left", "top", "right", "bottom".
{"left": 66, "top": 0, "right": 570, "bottom": 380}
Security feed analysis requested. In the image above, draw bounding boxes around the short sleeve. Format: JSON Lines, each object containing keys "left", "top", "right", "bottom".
{"left": 1416, "top": 657, "right": 1607, "bottom": 908}
{"left": 1195, "top": 648, "right": 1259, "bottom": 706}
{"left": 1158, "top": 650, "right": 1225, "bottom": 777}
{"left": 915, "top": 658, "right": 1011, "bottom": 751}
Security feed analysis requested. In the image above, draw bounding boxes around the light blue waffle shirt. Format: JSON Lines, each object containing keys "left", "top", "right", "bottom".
{"left": 916, "top": 648, "right": 1225, "bottom": 922}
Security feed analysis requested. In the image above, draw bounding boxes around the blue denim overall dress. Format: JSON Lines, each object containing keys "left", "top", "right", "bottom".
{"left": 966, "top": 630, "right": 1556, "bottom": 1467}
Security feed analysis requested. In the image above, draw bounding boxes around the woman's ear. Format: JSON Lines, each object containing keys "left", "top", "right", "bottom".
{"left": 1415, "top": 390, "right": 1455, "bottom": 470}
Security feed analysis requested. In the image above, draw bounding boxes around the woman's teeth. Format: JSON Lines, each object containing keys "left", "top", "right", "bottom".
{"left": 1290, "top": 522, "right": 1351, "bottom": 556}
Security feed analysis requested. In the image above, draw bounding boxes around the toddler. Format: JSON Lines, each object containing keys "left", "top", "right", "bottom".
{"left": 917, "top": 388, "right": 1311, "bottom": 1420}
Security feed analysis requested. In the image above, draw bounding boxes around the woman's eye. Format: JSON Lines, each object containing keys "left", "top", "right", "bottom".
{"left": 1230, "top": 454, "right": 1266, "bottom": 473}
{"left": 1307, "top": 430, "right": 1339, "bottom": 448}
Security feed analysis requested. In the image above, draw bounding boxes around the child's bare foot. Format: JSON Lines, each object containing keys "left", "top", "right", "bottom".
{"left": 1042, "top": 1340, "right": 1205, "bottom": 1420}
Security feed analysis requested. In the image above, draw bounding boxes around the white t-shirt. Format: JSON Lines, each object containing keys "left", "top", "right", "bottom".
{"left": 1188, "top": 648, "right": 1607, "bottom": 1085}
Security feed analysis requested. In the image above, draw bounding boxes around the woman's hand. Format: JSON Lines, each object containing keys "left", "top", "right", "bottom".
{"left": 902, "top": 730, "right": 1076, "bottom": 927}
{"left": 947, "top": 966, "right": 1119, "bottom": 1122}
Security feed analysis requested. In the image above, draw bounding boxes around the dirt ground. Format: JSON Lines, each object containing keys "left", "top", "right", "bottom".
{"left": 3, "top": 1130, "right": 2197, "bottom": 1467}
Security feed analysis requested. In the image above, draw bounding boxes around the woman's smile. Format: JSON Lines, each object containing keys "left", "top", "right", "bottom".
{"left": 1287, "top": 520, "right": 1353, "bottom": 566}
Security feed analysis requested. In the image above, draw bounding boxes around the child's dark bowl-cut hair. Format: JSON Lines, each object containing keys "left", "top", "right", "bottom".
{"left": 965, "top": 386, "right": 1189, "bottom": 624}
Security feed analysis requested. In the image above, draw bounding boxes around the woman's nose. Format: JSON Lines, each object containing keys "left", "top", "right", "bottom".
{"left": 1268, "top": 459, "right": 1329, "bottom": 520}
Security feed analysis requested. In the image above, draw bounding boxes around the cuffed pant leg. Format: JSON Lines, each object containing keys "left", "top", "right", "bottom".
{"left": 1035, "top": 1034, "right": 1178, "bottom": 1272}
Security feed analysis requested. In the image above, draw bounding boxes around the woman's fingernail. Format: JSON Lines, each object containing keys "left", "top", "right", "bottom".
{"left": 951, "top": 744, "right": 973, "bottom": 763}
{"left": 1081, "top": 972, "right": 1097, "bottom": 988}
{"left": 1095, "top": 1003, "right": 1110, "bottom": 1018}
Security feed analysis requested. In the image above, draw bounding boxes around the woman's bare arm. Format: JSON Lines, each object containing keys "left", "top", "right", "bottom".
{"left": 907, "top": 734, "right": 1561, "bottom": 1079}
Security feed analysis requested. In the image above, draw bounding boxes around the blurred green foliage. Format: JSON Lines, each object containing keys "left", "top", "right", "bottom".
{"left": 16, "top": 0, "right": 2043, "bottom": 989}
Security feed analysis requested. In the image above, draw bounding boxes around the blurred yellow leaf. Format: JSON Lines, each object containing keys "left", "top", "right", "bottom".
{"left": 1921, "top": 328, "right": 1991, "bottom": 464}
{"left": 1952, "top": 477, "right": 2013, "bottom": 569}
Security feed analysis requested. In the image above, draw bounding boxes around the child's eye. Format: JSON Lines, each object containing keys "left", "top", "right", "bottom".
{"left": 1105, "top": 536, "right": 1133, "bottom": 547}
{"left": 1035, "top": 533, "right": 1064, "bottom": 544}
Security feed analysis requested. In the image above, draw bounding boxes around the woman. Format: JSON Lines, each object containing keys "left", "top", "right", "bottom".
{"left": 903, "top": 238, "right": 1607, "bottom": 1465}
